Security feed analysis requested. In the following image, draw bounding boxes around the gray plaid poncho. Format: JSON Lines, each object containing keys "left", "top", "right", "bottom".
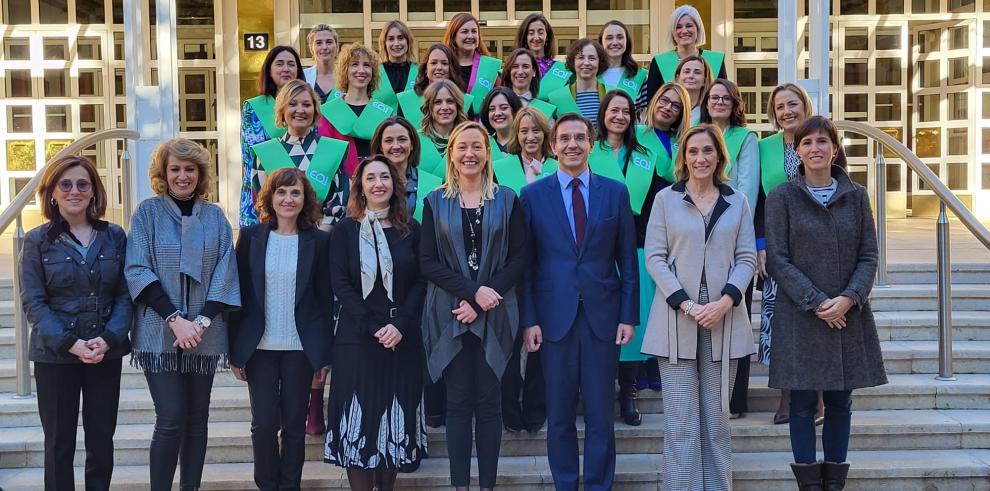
{"left": 125, "top": 195, "right": 240, "bottom": 374}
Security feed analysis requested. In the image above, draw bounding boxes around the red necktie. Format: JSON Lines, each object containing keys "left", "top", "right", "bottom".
{"left": 571, "top": 178, "right": 586, "bottom": 246}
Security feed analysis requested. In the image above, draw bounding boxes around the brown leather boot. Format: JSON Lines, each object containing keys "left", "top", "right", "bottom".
{"left": 789, "top": 462, "right": 824, "bottom": 491}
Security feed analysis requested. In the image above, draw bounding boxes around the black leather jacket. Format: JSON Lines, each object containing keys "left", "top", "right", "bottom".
{"left": 20, "top": 219, "right": 133, "bottom": 363}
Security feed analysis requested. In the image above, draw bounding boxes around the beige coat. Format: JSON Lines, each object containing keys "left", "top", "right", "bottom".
{"left": 641, "top": 181, "right": 757, "bottom": 410}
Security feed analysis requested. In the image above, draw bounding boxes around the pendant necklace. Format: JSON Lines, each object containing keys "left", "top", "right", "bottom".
{"left": 461, "top": 196, "right": 482, "bottom": 271}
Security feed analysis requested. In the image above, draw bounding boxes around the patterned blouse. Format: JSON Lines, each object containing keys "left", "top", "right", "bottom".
{"left": 239, "top": 100, "right": 270, "bottom": 226}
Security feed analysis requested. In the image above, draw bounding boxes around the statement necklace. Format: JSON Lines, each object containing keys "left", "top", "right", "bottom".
{"left": 461, "top": 197, "right": 483, "bottom": 272}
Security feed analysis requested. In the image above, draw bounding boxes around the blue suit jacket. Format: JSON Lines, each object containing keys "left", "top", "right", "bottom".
{"left": 519, "top": 171, "right": 639, "bottom": 342}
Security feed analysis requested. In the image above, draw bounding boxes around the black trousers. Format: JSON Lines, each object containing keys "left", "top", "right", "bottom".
{"left": 35, "top": 359, "right": 122, "bottom": 491}
{"left": 144, "top": 370, "right": 216, "bottom": 491}
{"left": 729, "top": 279, "right": 756, "bottom": 414}
{"left": 444, "top": 332, "right": 502, "bottom": 488}
{"left": 501, "top": 330, "right": 546, "bottom": 429}
{"left": 245, "top": 350, "right": 314, "bottom": 491}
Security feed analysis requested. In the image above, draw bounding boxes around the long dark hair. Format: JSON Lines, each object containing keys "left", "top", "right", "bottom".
{"left": 347, "top": 155, "right": 412, "bottom": 236}
{"left": 596, "top": 90, "right": 646, "bottom": 169}
{"left": 516, "top": 13, "right": 556, "bottom": 59}
{"left": 256, "top": 45, "right": 305, "bottom": 98}
{"left": 499, "top": 48, "right": 541, "bottom": 96}
{"left": 793, "top": 115, "right": 848, "bottom": 170}
{"left": 480, "top": 87, "right": 523, "bottom": 135}
{"left": 370, "top": 116, "right": 422, "bottom": 169}
{"left": 597, "top": 20, "right": 639, "bottom": 78}
{"left": 413, "top": 43, "right": 465, "bottom": 95}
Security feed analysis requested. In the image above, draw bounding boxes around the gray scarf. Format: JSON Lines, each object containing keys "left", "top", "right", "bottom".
{"left": 359, "top": 207, "right": 394, "bottom": 300}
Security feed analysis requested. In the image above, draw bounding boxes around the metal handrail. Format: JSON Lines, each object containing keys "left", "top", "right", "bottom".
{"left": 0, "top": 129, "right": 139, "bottom": 236}
{"left": 834, "top": 120, "right": 990, "bottom": 381}
{"left": 1, "top": 128, "right": 138, "bottom": 398}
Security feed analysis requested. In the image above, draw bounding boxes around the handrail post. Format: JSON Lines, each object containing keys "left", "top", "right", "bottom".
{"left": 874, "top": 140, "right": 888, "bottom": 287}
{"left": 11, "top": 215, "right": 33, "bottom": 398}
{"left": 935, "top": 202, "right": 956, "bottom": 381}
{"left": 120, "top": 142, "right": 133, "bottom": 231}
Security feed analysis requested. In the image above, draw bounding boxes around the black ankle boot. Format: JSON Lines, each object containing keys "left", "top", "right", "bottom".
{"left": 619, "top": 392, "right": 641, "bottom": 426}
{"left": 822, "top": 461, "right": 850, "bottom": 490}
{"left": 789, "top": 462, "right": 824, "bottom": 491}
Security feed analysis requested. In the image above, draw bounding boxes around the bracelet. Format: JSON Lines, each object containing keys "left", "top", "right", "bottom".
{"left": 683, "top": 300, "right": 695, "bottom": 315}
{"left": 165, "top": 310, "right": 183, "bottom": 324}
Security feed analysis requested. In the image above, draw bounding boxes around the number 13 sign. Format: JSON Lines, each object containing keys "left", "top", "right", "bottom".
{"left": 243, "top": 33, "right": 269, "bottom": 51}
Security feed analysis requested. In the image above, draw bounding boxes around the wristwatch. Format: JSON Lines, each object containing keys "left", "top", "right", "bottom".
{"left": 193, "top": 315, "right": 212, "bottom": 330}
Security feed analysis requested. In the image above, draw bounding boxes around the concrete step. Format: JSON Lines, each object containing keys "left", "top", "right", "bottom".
{"left": 1, "top": 449, "right": 988, "bottom": 490}
{"left": 749, "top": 340, "right": 990, "bottom": 376}
{"left": 0, "top": 358, "right": 243, "bottom": 392}
{"left": 867, "top": 284, "right": 990, "bottom": 311}
{"left": 749, "top": 310, "right": 990, "bottom": 342}
{"left": 884, "top": 262, "right": 990, "bottom": 285}
{"left": 2, "top": 374, "right": 989, "bottom": 430}
{"left": 0, "top": 409, "right": 987, "bottom": 468}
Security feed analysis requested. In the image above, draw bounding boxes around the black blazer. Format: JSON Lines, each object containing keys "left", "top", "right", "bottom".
{"left": 228, "top": 224, "right": 333, "bottom": 370}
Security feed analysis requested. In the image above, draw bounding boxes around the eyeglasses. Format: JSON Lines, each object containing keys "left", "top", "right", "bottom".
{"left": 658, "top": 96, "right": 683, "bottom": 112}
{"left": 57, "top": 179, "right": 92, "bottom": 193}
{"left": 709, "top": 95, "right": 733, "bottom": 105}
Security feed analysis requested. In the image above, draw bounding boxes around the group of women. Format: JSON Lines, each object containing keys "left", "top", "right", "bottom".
{"left": 22, "top": 5, "right": 886, "bottom": 491}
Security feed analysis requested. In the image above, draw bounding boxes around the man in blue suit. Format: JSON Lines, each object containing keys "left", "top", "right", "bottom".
{"left": 519, "top": 113, "right": 638, "bottom": 490}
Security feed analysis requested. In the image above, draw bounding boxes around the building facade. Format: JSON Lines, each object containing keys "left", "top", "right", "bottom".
{"left": 1, "top": 0, "right": 989, "bottom": 227}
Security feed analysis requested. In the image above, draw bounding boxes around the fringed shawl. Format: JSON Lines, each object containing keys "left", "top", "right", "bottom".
{"left": 125, "top": 195, "right": 241, "bottom": 374}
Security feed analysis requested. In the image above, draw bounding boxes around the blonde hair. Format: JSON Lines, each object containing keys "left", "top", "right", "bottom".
{"left": 767, "top": 83, "right": 814, "bottom": 131}
{"left": 674, "top": 124, "right": 729, "bottom": 184}
{"left": 670, "top": 5, "right": 707, "bottom": 47}
{"left": 149, "top": 138, "right": 213, "bottom": 198}
{"left": 505, "top": 107, "right": 552, "bottom": 157}
{"left": 274, "top": 79, "right": 322, "bottom": 128}
{"left": 420, "top": 79, "right": 469, "bottom": 136}
{"left": 443, "top": 121, "right": 497, "bottom": 200}
{"left": 307, "top": 24, "right": 338, "bottom": 54}
{"left": 378, "top": 21, "right": 417, "bottom": 63}
{"left": 335, "top": 43, "right": 381, "bottom": 94}
{"left": 646, "top": 82, "right": 692, "bottom": 136}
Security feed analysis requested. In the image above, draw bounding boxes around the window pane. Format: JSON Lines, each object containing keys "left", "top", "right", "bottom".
{"left": 736, "top": 68, "right": 756, "bottom": 87}
{"left": 46, "top": 105, "right": 70, "bottom": 132}
{"left": 4, "top": 38, "right": 30, "bottom": 59}
{"left": 875, "top": 93, "right": 901, "bottom": 121}
{"left": 77, "top": 0, "right": 106, "bottom": 23}
{"left": 984, "top": 93, "right": 990, "bottom": 117}
{"left": 876, "top": 29, "right": 901, "bottom": 50}
{"left": 947, "top": 162, "right": 968, "bottom": 190}
{"left": 735, "top": 36, "right": 757, "bottom": 53}
{"left": 10, "top": 178, "right": 36, "bottom": 205}
{"left": 80, "top": 104, "right": 104, "bottom": 132}
{"left": 844, "top": 93, "right": 868, "bottom": 120}
{"left": 919, "top": 59, "right": 940, "bottom": 88}
{"left": 984, "top": 128, "right": 990, "bottom": 155}
{"left": 918, "top": 29, "right": 939, "bottom": 54}
{"left": 735, "top": 0, "right": 777, "bottom": 17}
{"left": 372, "top": 0, "right": 399, "bottom": 14}
{"left": 915, "top": 128, "right": 940, "bottom": 158}
{"left": 78, "top": 37, "right": 102, "bottom": 60}
{"left": 844, "top": 61, "right": 867, "bottom": 85}
{"left": 948, "top": 128, "right": 968, "bottom": 156}
{"left": 949, "top": 26, "right": 968, "bottom": 50}
{"left": 913, "top": 0, "right": 939, "bottom": 12}
{"left": 985, "top": 21, "right": 990, "bottom": 48}
{"left": 4, "top": 2, "right": 32, "bottom": 23}
{"left": 949, "top": 57, "right": 969, "bottom": 85}
{"left": 876, "top": 58, "right": 901, "bottom": 85}
{"left": 760, "top": 67, "right": 777, "bottom": 87}
{"left": 6, "top": 70, "right": 33, "bottom": 97}
{"left": 983, "top": 164, "right": 990, "bottom": 190}
{"left": 45, "top": 139, "right": 72, "bottom": 161}
{"left": 984, "top": 57, "right": 990, "bottom": 84}
{"left": 112, "top": 0, "right": 124, "bottom": 23}
{"left": 43, "top": 38, "right": 68, "bottom": 60}
{"left": 44, "top": 70, "right": 69, "bottom": 97}
{"left": 6, "top": 141, "right": 37, "bottom": 171}
{"left": 845, "top": 29, "right": 868, "bottom": 50}
{"left": 840, "top": 0, "right": 868, "bottom": 14}
{"left": 39, "top": 0, "right": 70, "bottom": 24}
{"left": 877, "top": 0, "right": 904, "bottom": 14}
{"left": 949, "top": 92, "right": 968, "bottom": 120}
{"left": 7, "top": 106, "right": 33, "bottom": 133}
{"left": 919, "top": 94, "right": 940, "bottom": 122}
{"left": 79, "top": 69, "right": 104, "bottom": 96}
{"left": 949, "top": 0, "right": 976, "bottom": 12}
{"left": 886, "top": 162, "right": 903, "bottom": 192}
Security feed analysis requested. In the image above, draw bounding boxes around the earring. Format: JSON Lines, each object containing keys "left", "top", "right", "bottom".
{"left": 50, "top": 198, "right": 57, "bottom": 207}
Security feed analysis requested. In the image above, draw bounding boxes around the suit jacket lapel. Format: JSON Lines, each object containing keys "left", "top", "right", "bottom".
{"left": 546, "top": 176, "right": 578, "bottom": 255}
{"left": 580, "top": 173, "right": 605, "bottom": 256}
{"left": 250, "top": 227, "right": 269, "bottom": 309}
{"left": 295, "top": 229, "right": 315, "bottom": 306}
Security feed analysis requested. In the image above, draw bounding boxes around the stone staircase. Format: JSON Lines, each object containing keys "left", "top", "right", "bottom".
{"left": 0, "top": 266, "right": 989, "bottom": 489}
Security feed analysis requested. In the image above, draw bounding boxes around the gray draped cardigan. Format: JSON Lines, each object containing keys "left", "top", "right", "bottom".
{"left": 125, "top": 195, "right": 241, "bottom": 374}
{"left": 422, "top": 188, "right": 519, "bottom": 382}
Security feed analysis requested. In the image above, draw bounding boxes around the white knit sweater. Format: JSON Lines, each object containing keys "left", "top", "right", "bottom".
{"left": 258, "top": 232, "right": 303, "bottom": 351}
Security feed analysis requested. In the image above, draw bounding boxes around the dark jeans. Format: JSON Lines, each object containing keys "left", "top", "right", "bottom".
{"left": 790, "top": 389, "right": 853, "bottom": 464}
{"left": 35, "top": 359, "right": 122, "bottom": 491}
{"left": 444, "top": 332, "right": 502, "bottom": 488}
{"left": 246, "top": 350, "right": 315, "bottom": 491}
{"left": 501, "top": 330, "right": 546, "bottom": 429}
{"left": 144, "top": 370, "right": 216, "bottom": 491}
{"left": 729, "top": 280, "right": 756, "bottom": 414}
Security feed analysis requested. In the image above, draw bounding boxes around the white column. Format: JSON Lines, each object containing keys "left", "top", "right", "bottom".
{"left": 777, "top": 0, "right": 798, "bottom": 85}
{"left": 123, "top": 0, "right": 180, "bottom": 207}
{"left": 807, "top": 0, "right": 831, "bottom": 116}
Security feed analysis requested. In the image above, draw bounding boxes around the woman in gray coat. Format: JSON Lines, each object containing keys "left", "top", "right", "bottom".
{"left": 641, "top": 124, "right": 757, "bottom": 491}
{"left": 765, "top": 116, "right": 887, "bottom": 491}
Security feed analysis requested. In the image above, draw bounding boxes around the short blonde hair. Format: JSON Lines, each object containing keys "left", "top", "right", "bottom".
{"left": 443, "top": 121, "right": 497, "bottom": 200}
{"left": 506, "top": 107, "right": 552, "bottom": 157}
{"left": 767, "top": 83, "right": 814, "bottom": 131}
{"left": 670, "top": 5, "right": 707, "bottom": 47}
{"left": 274, "top": 79, "right": 322, "bottom": 128}
{"left": 378, "top": 21, "right": 417, "bottom": 63}
{"left": 674, "top": 124, "right": 729, "bottom": 184}
{"left": 646, "top": 82, "right": 692, "bottom": 136}
{"left": 149, "top": 138, "right": 213, "bottom": 198}
{"left": 335, "top": 43, "right": 381, "bottom": 94}
{"left": 307, "top": 24, "right": 338, "bottom": 53}
{"left": 421, "top": 79, "right": 469, "bottom": 136}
